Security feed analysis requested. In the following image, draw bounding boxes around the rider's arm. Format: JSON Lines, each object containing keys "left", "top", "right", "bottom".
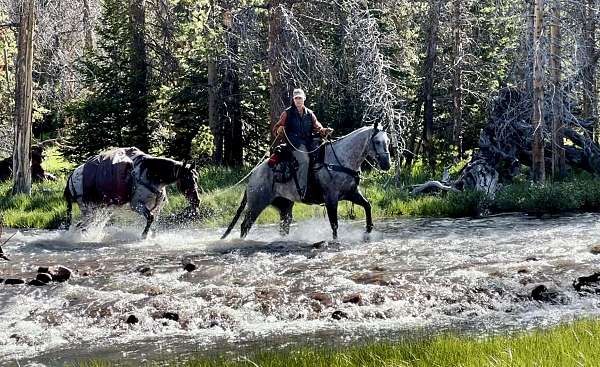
{"left": 311, "top": 113, "right": 324, "bottom": 133}
{"left": 272, "top": 111, "right": 288, "bottom": 136}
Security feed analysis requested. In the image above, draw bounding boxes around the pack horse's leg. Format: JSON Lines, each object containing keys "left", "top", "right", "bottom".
{"left": 140, "top": 205, "right": 154, "bottom": 239}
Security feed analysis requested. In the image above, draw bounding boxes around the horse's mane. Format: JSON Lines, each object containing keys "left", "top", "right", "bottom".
{"left": 141, "top": 157, "right": 181, "bottom": 182}
{"left": 330, "top": 125, "right": 373, "bottom": 144}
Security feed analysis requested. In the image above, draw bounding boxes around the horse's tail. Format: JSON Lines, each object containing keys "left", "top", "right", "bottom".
{"left": 64, "top": 174, "right": 73, "bottom": 228}
{"left": 221, "top": 190, "right": 247, "bottom": 240}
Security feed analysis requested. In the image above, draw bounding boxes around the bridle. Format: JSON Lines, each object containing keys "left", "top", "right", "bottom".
{"left": 370, "top": 128, "right": 390, "bottom": 162}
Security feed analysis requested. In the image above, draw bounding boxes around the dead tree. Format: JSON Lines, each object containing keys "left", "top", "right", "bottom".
{"left": 421, "top": 0, "right": 441, "bottom": 171}
{"left": 268, "top": 1, "right": 289, "bottom": 137}
{"left": 550, "top": 0, "right": 565, "bottom": 178}
{"left": 531, "top": 0, "right": 545, "bottom": 182}
{"left": 12, "top": 0, "right": 34, "bottom": 195}
{"left": 582, "top": 0, "right": 598, "bottom": 138}
{"left": 452, "top": 0, "right": 464, "bottom": 159}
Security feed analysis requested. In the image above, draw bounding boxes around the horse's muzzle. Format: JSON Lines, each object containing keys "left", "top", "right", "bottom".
{"left": 378, "top": 154, "right": 391, "bottom": 171}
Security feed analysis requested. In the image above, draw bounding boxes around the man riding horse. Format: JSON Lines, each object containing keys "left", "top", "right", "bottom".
{"left": 272, "top": 88, "right": 334, "bottom": 199}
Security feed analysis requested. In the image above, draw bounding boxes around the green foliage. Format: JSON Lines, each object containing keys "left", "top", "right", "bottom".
{"left": 74, "top": 319, "right": 600, "bottom": 367}
{"left": 492, "top": 174, "right": 600, "bottom": 215}
{"left": 62, "top": 0, "right": 153, "bottom": 161}
{"left": 6, "top": 150, "right": 600, "bottom": 229}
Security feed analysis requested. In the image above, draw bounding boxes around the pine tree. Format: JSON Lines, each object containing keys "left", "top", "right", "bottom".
{"left": 63, "top": 0, "right": 150, "bottom": 161}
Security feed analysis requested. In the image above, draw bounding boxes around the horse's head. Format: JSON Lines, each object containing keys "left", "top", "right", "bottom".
{"left": 367, "top": 125, "right": 391, "bottom": 171}
{"left": 176, "top": 161, "right": 200, "bottom": 215}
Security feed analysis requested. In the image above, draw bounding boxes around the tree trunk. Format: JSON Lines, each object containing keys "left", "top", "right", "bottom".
{"left": 83, "top": 0, "right": 94, "bottom": 51}
{"left": 2, "top": 33, "right": 9, "bottom": 84}
{"left": 550, "top": 0, "right": 565, "bottom": 178}
{"left": 208, "top": 53, "right": 222, "bottom": 164}
{"left": 531, "top": 0, "right": 545, "bottom": 183}
{"left": 421, "top": 0, "right": 440, "bottom": 171}
{"left": 221, "top": 10, "right": 242, "bottom": 166}
{"left": 208, "top": 0, "right": 222, "bottom": 164}
{"left": 128, "top": 0, "right": 149, "bottom": 152}
{"left": 452, "top": 0, "right": 464, "bottom": 160}
{"left": 12, "top": 0, "right": 34, "bottom": 195}
{"left": 268, "top": 1, "right": 289, "bottom": 138}
{"left": 582, "top": 0, "right": 598, "bottom": 140}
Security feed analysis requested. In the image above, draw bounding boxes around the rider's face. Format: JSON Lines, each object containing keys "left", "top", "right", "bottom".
{"left": 293, "top": 96, "right": 305, "bottom": 109}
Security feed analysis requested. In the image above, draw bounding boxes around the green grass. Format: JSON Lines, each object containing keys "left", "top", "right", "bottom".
{"left": 4, "top": 150, "right": 600, "bottom": 229}
{"left": 75, "top": 318, "right": 600, "bottom": 366}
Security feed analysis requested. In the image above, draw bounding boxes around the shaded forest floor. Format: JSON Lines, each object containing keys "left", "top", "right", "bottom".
{"left": 77, "top": 319, "right": 600, "bottom": 367}
{"left": 3, "top": 148, "right": 600, "bottom": 229}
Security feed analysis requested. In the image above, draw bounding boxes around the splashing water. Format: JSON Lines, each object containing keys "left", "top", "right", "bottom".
{"left": 2, "top": 214, "right": 600, "bottom": 365}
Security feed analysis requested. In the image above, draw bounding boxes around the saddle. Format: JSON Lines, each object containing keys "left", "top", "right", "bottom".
{"left": 82, "top": 148, "right": 134, "bottom": 205}
{"left": 268, "top": 143, "right": 326, "bottom": 204}
{"left": 268, "top": 144, "right": 298, "bottom": 184}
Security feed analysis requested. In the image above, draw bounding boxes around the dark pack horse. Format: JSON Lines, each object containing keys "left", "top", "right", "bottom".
{"left": 222, "top": 124, "right": 391, "bottom": 240}
{"left": 64, "top": 147, "right": 200, "bottom": 238}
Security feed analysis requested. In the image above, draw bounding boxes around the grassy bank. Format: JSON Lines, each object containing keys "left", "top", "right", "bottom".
{"left": 3, "top": 149, "right": 600, "bottom": 229}
{"left": 78, "top": 318, "right": 600, "bottom": 366}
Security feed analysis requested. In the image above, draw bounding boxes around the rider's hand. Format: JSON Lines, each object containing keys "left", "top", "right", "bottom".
{"left": 320, "top": 127, "right": 334, "bottom": 137}
{"left": 276, "top": 126, "right": 284, "bottom": 136}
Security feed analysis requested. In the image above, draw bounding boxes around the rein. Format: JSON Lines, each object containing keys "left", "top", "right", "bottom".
{"left": 327, "top": 141, "right": 361, "bottom": 185}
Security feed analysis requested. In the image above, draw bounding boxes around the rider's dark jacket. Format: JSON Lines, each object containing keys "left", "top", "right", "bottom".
{"left": 273, "top": 106, "right": 323, "bottom": 148}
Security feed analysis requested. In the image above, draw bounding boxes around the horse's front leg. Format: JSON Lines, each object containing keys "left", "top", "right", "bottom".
{"left": 132, "top": 200, "right": 154, "bottom": 239}
{"left": 324, "top": 195, "right": 339, "bottom": 240}
{"left": 140, "top": 206, "right": 154, "bottom": 239}
{"left": 347, "top": 190, "right": 373, "bottom": 233}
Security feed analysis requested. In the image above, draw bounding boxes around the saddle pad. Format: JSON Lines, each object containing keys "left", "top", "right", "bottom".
{"left": 82, "top": 148, "right": 134, "bottom": 205}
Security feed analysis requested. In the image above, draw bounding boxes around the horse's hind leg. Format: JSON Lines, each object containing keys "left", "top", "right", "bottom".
{"left": 240, "top": 200, "right": 271, "bottom": 239}
{"left": 75, "top": 205, "right": 94, "bottom": 232}
{"left": 272, "top": 197, "right": 294, "bottom": 237}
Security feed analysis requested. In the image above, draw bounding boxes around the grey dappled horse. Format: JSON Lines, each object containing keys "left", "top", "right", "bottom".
{"left": 64, "top": 147, "right": 200, "bottom": 238}
{"left": 222, "top": 125, "right": 391, "bottom": 240}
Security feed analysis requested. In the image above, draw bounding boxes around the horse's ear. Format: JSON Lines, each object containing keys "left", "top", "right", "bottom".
{"left": 190, "top": 162, "right": 196, "bottom": 170}
{"left": 373, "top": 123, "right": 379, "bottom": 132}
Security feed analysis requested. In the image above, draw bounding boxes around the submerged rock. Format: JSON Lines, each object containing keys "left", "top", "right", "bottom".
{"left": 312, "top": 240, "right": 327, "bottom": 249}
{"left": 27, "top": 279, "right": 46, "bottom": 286}
{"left": 590, "top": 245, "right": 600, "bottom": 255}
{"left": 36, "top": 273, "right": 52, "bottom": 284}
{"left": 310, "top": 292, "right": 333, "bottom": 307}
{"left": 531, "top": 284, "right": 565, "bottom": 304}
{"left": 331, "top": 310, "right": 348, "bottom": 320}
{"left": 51, "top": 266, "right": 72, "bottom": 282}
{"left": 37, "top": 266, "right": 50, "bottom": 274}
{"left": 183, "top": 263, "right": 197, "bottom": 272}
{"left": 162, "top": 312, "right": 179, "bottom": 322}
{"left": 136, "top": 266, "right": 154, "bottom": 277}
{"left": 352, "top": 272, "right": 390, "bottom": 286}
{"left": 126, "top": 315, "right": 139, "bottom": 324}
{"left": 342, "top": 293, "right": 362, "bottom": 304}
{"left": 4, "top": 278, "right": 25, "bottom": 285}
{"left": 573, "top": 272, "right": 600, "bottom": 293}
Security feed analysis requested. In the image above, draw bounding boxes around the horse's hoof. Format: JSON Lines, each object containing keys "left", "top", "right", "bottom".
{"left": 362, "top": 232, "right": 372, "bottom": 242}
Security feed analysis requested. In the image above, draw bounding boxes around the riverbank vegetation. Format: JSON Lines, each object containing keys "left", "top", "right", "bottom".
{"left": 78, "top": 318, "right": 600, "bottom": 366}
{"left": 3, "top": 148, "right": 600, "bottom": 229}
